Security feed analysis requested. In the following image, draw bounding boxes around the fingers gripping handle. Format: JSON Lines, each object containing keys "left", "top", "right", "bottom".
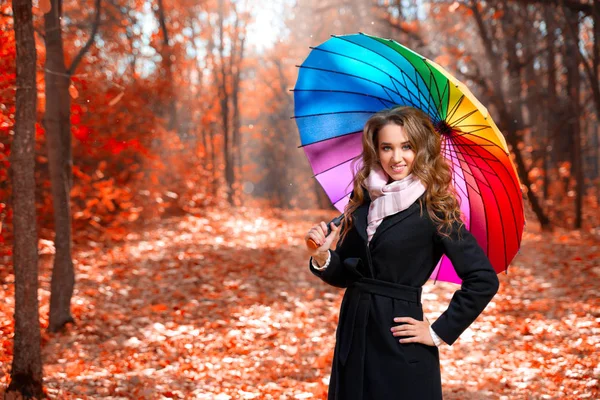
{"left": 306, "top": 214, "right": 344, "bottom": 250}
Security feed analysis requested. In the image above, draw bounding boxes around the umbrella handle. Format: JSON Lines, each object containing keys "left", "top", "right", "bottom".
{"left": 306, "top": 214, "right": 344, "bottom": 250}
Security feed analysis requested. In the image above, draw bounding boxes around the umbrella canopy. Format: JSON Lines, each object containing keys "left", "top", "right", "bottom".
{"left": 293, "top": 33, "right": 524, "bottom": 284}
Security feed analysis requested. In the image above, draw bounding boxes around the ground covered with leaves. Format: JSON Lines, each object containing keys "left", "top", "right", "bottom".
{"left": 0, "top": 208, "right": 598, "bottom": 399}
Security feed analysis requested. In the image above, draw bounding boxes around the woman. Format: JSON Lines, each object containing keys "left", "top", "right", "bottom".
{"left": 305, "top": 106, "right": 500, "bottom": 399}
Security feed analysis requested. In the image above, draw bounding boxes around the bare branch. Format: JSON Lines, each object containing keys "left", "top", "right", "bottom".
{"left": 67, "top": 0, "right": 102, "bottom": 74}
{"left": 512, "top": 0, "right": 592, "bottom": 15}
{"left": 157, "top": 0, "right": 169, "bottom": 46}
{"left": 560, "top": 1, "right": 600, "bottom": 118}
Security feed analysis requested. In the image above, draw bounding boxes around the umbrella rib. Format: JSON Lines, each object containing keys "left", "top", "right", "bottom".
{"left": 382, "top": 86, "right": 397, "bottom": 103}
{"left": 446, "top": 140, "right": 501, "bottom": 164}
{"left": 442, "top": 153, "right": 493, "bottom": 187}
{"left": 334, "top": 36, "right": 440, "bottom": 117}
{"left": 441, "top": 149, "right": 491, "bottom": 189}
{"left": 294, "top": 110, "right": 378, "bottom": 119}
{"left": 396, "top": 71, "right": 439, "bottom": 116}
{"left": 411, "top": 68, "right": 426, "bottom": 112}
{"left": 426, "top": 70, "right": 439, "bottom": 120}
{"left": 293, "top": 88, "right": 399, "bottom": 107}
{"left": 311, "top": 157, "right": 359, "bottom": 180}
{"left": 297, "top": 130, "right": 361, "bottom": 149}
{"left": 450, "top": 132, "right": 520, "bottom": 189}
{"left": 448, "top": 143, "right": 496, "bottom": 259}
{"left": 443, "top": 142, "right": 487, "bottom": 183}
{"left": 307, "top": 45, "right": 415, "bottom": 98}
{"left": 437, "top": 80, "right": 450, "bottom": 122}
{"left": 446, "top": 151, "right": 481, "bottom": 220}
{"left": 445, "top": 147, "right": 478, "bottom": 198}
{"left": 330, "top": 184, "right": 355, "bottom": 205}
{"left": 454, "top": 133, "right": 524, "bottom": 214}
{"left": 389, "top": 75, "right": 434, "bottom": 112}
{"left": 301, "top": 47, "right": 438, "bottom": 117}
{"left": 423, "top": 60, "right": 447, "bottom": 119}
{"left": 453, "top": 124, "right": 494, "bottom": 135}
{"left": 449, "top": 144, "right": 500, "bottom": 163}
{"left": 400, "top": 72, "right": 423, "bottom": 110}
{"left": 448, "top": 142, "right": 497, "bottom": 147}
{"left": 297, "top": 64, "right": 401, "bottom": 96}
{"left": 455, "top": 124, "right": 494, "bottom": 129}
{"left": 459, "top": 144, "right": 509, "bottom": 267}
{"left": 412, "top": 69, "right": 436, "bottom": 117}
{"left": 446, "top": 94, "right": 466, "bottom": 125}
{"left": 363, "top": 36, "right": 443, "bottom": 120}
{"left": 451, "top": 128, "right": 511, "bottom": 156}
{"left": 453, "top": 135, "right": 523, "bottom": 251}
{"left": 450, "top": 109, "right": 479, "bottom": 128}
{"left": 452, "top": 128, "right": 501, "bottom": 142}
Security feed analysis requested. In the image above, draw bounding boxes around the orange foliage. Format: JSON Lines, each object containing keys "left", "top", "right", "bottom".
{"left": 0, "top": 208, "right": 598, "bottom": 398}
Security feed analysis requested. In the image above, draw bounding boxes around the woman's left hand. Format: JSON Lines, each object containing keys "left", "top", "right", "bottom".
{"left": 391, "top": 316, "right": 435, "bottom": 346}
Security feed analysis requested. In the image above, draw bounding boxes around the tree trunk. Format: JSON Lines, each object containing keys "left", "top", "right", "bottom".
{"left": 156, "top": 0, "right": 178, "bottom": 133}
{"left": 232, "top": 29, "right": 245, "bottom": 206}
{"left": 543, "top": 5, "right": 557, "bottom": 200}
{"left": 217, "top": 1, "right": 234, "bottom": 205}
{"left": 470, "top": 0, "right": 551, "bottom": 229}
{"left": 44, "top": 0, "right": 75, "bottom": 332}
{"left": 42, "top": 0, "right": 100, "bottom": 332}
{"left": 564, "top": 7, "right": 583, "bottom": 228}
{"left": 6, "top": 0, "right": 44, "bottom": 397}
{"left": 594, "top": 2, "right": 600, "bottom": 191}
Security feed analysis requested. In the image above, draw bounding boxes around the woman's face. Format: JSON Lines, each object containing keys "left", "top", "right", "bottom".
{"left": 377, "top": 123, "right": 415, "bottom": 181}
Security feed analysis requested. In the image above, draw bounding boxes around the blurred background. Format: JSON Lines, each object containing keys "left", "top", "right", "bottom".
{"left": 1, "top": 0, "right": 599, "bottom": 243}
{"left": 1, "top": 0, "right": 599, "bottom": 399}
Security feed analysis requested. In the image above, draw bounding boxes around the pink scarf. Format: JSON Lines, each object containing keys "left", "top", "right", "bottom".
{"left": 364, "top": 166, "right": 427, "bottom": 243}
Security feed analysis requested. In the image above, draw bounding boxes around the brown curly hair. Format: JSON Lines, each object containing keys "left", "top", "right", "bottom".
{"left": 339, "top": 106, "right": 463, "bottom": 243}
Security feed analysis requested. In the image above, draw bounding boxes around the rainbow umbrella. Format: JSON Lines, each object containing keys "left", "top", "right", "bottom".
{"left": 293, "top": 33, "right": 524, "bottom": 284}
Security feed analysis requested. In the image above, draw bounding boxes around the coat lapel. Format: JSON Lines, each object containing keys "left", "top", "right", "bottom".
{"left": 369, "top": 200, "right": 423, "bottom": 246}
{"left": 352, "top": 201, "right": 370, "bottom": 244}
{"left": 351, "top": 191, "right": 426, "bottom": 246}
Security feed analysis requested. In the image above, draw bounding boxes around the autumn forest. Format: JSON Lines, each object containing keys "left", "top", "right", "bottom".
{"left": 0, "top": 0, "right": 599, "bottom": 399}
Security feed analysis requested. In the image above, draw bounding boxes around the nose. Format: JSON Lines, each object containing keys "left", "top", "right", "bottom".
{"left": 392, "top": 149, "right": 403, "bottom": 163}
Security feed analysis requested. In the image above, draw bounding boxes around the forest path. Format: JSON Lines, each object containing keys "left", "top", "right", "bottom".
{"left": 0, "top": 208, "right": 598, "bottom": 399}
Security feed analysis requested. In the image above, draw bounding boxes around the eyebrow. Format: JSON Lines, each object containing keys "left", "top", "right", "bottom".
{"left": 380, "top": 141, "right": 410, "bottom": 145}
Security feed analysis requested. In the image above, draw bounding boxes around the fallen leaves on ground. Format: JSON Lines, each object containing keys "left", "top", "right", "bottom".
{"left": 0, "top": 208, "right": 598, "bottom": 399}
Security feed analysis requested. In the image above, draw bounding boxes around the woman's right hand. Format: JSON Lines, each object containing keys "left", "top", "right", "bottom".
{"left": 305, "top": 221, "right": 341, "bottom": 257}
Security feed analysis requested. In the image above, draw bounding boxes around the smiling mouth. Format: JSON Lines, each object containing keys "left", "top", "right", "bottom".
{"left": 391, "top": 165, "right": 406, "bottom": 172}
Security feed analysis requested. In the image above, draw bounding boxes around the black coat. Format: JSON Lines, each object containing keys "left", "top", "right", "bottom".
{"left": 310, "top": 193, "right": 500, "bottom": 400}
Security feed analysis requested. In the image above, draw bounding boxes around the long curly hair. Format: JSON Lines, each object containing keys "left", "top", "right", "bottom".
{"left": 339, "top": 106, "right": 463, "bottom": 243}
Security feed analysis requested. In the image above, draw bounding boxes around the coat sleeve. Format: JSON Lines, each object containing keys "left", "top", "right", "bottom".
{"left": 430, "top": 221, "right": 500, "bottom": 345}
{"left": 308, "top": 220, "right": 362, "bottom": 288}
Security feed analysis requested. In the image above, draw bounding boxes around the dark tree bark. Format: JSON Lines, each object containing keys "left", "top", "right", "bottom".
{"left": 44, "top": 0, "right": 74, "bottom": 333}
{"left": 543, "top": 5, "right": 557, "bottom": 200}
{"left": 470, "top": 0, "right": 551, "bottom": 229}
{"left": 156, "top": 0, "right": 178, "bottom": 133}
{"left": 217, "top": 1, "right": 234, "bottom": 205}
{"left": 230, "top": 7, "right": 246, "bottom": 206}
{"left": 6, "top": 0, "right": 44, "bottom": 397}
{"left": 563, "top": 6, "right": 583, "bottom": 228}
{"left": 44, "top": 0, "right": 101, "bottom": 332}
